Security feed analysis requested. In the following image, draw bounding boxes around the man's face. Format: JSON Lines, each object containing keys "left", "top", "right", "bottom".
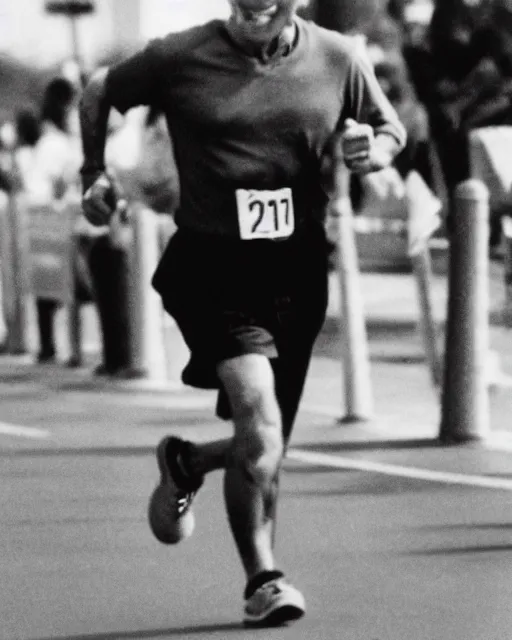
{"left": 228, "top": 0, "right": 305, "bottom": 45}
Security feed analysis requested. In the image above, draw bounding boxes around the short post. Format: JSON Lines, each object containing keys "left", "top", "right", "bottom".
{"left": 127, "top": 205, "right": 168, "bottom": 381}
{"left": 67, "top": 222, "right": 83, "bottom": 366}
{"left": 406, "top": 170, "right": 443, "bottom": 387}
{"left": 439, "top": 179, "right": 490, "bottom": 443}
{"left": 0, "top": 192, "right": 10, "bottom": 347}
{"left": 331, "top": 162, "right": 373, "bottom": 422}
{"left": 3, "top": 195, "right": 30, "bottom": 354}
{"left": 411, "top": 248, "right": 442, "bottom": 386}
{"left": 502, "top": 215, "right": 512, "bottom": 327}
{"left": 67, "top": 255, "right": 83, "bottom": 365}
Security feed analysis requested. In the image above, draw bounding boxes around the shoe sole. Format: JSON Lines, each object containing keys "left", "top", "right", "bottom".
{"left": 147, "top": 437, "right": 194, "bottom": 545}
{"left": 244, "top": 603, "right": 305, "bottom": 628}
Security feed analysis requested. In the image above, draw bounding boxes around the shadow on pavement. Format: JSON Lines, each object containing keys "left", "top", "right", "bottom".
{"left": 0, "top": 446, "right": 154, "bottom": 458}
{"left": 407, "top": 544, "right": 512, "bottom": 555}
{"left": 281, "top": 479, "right": 449, "bottom": 497}
{"left": 414, "top": 523, "right": 512, "bottom": 531}
{"left": 369, "top": 353, "right": 427, "bottom": 364}
{"left": 33, "top": 622, "right": 244, "bottom": 640}
{"left": 294, "top": 438, "right": 442, "bottom": 452}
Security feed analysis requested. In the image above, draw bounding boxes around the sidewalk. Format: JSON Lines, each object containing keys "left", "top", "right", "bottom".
{"left": 303, "top": 261, "right": 512, "bottom": 442}
{"left": 2, "top": 258, "right": 511, "bottom": 447}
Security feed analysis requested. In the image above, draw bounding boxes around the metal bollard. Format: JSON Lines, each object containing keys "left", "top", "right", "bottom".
{"left": 406, "top": 169, "right": 443, "bottom": 387}
{"left": 411, "top": 247, "right": 442, "bottom": 387}
{"left": 439, "top": 180, "right": 490, "bottom": 443}
{"left": 331, "top": 162, "right": 373, "bottom": 422}
{"left": 0, "top": 193, "right": 10, "bottom": 346}
{"left": 502, "top": 215, "right": 512, "bottom": 327}
{"left": 127, "top": 204, "right": 168, "bottom": 381}
{"left": 2, "top": 195, "right": 30, "bottom": 354}
{"left": 67, "top": 232, "right": 83, "bottom": 366}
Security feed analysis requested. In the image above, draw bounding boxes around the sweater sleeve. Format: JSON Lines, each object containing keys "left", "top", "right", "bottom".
{"left": 106, "top": 39, "right": 166, "bottom": 115}
{"left": 341, "top": 42, "right": 407, "bottom": 150}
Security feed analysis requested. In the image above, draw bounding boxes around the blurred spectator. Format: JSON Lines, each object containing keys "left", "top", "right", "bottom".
{"left": 0, "top": 145, "right": 13, "bottom": 194}
{"left": 405, "top": 0, "right": 512, "bottom": 180}
{"left": 374, "top": 55, "right": 433, "bottom": 185}
{"left": 85, "top": 208, "right": 133, "bottom": 378}
{"left": 134, "top": 107, "right": 180, "bottom": 216}
{"left": 28, "top": 77, "right": 88, "bottom": 364}
{"left": 11, "top": 109, "right": 41, "bottom": 193}
{"left": 402, "top": 0, "right": 512, "bottom": 244}
{"left": 28, "top": 77, "right": 82, "bottom": 204}
{"left": 84, "top": 110, "right": 141, "bottom": 378}
{"left": 107, "top": 106, "right": 179, "bottom": 214}
{"left": 84, "top": 105, "right": 181, "bottom": 378}
{"left": 366, "top": 11, "right": 404, "bottom": 57}
{"left": 399, "top": 0, "right": 433, "bottom": 46}
{"left": 314, "top": 0, "right": 387, "bottom": 35}
{"left": 0, "top": 123, "right": 17, "bottom": 194}
{"left": 388, "top": 0, "right": 406, "bottom": 21}
{"left": 351, "top": 21, "right": 438, "bottom": 210}
{"left": 85, "top": 106, "right": 180, "bottom": 378}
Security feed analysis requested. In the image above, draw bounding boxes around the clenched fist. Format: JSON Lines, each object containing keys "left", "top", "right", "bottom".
{"left": 82, "top": 171, "right": 119, "bottom": 227}
{"left": 341, "top": 118, "right": 393, "bottom": 174}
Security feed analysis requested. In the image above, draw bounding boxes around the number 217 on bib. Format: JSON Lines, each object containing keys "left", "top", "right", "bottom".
{"left": 236, "top": 188, "right": 295, "bottom": 240}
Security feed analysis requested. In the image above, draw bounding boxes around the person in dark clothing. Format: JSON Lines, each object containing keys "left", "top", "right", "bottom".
{"left": 405, "top": 0, "right": 512, "bottom": 188}
{"left": 403, "top": 0, "right": 512, "bottom": 245}
{"left": 86, "top": 226, "right": 132, "bottom": 376}
{"left": 79, "top": 0, "right": 405, "bottom": 626}
{"left": 374, "top": 55, "right": 432, "bottom": 183}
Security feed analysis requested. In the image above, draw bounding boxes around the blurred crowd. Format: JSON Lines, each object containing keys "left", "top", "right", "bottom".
{"left": 1, "top": 0, "right": 512, "bottom": 368}
{"left": 348, "top": 0, "right": 512, "bottom": 243}
{"left": 0, "top": 71, "right": 178, "bottom": 373}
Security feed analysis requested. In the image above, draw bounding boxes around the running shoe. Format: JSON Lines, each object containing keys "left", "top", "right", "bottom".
{"left": 244, "top": 578, "right": 306, "bottom": 627}
{"left": 148, "top": 436, "right": 203, "bottom": 544}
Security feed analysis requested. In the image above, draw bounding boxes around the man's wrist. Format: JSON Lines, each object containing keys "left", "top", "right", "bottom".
{"left": 370, "top": 134, "right": 399, "bottom": 170}
{"left": 80, "top": 163, "right": 106, "bottom": 176}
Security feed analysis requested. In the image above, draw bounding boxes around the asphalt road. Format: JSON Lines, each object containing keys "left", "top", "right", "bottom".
{"left": 2, "top": 360, "right": 512, "bottom": 640}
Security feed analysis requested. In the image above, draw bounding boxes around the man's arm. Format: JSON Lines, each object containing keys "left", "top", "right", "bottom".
{"left": 341, "top": 120, "right": 402, "bottom": 174}
{"left": 79, "top": 67, "right": 119, "bottom": 226}
{"left": 340, "top": 41, "right": 407, "bottom": 174}
{"left": 80, "top": 67, "right": 113, "bottom": 178}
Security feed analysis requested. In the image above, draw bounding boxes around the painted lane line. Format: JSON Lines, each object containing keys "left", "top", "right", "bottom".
{"left": 0, "top": 422, "right": 50, "bottom": 439}
{"left": 288, "top": 449, "right": 512, "bottom": 491}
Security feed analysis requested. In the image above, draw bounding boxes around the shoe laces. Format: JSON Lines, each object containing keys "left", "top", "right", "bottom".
{"left": 176, "top": 489, "right": 195, "bottom": 515}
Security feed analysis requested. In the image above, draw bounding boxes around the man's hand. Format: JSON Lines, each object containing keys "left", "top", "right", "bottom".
{"left": 341, "top": 119, "right": 393, "bottom": 174}
{"left": 81, "top": 170, "right": 118, "bottom": 227}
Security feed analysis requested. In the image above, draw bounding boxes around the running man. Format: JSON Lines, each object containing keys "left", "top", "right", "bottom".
{"left": 79, "top": 0, "right": 406, "bottom": 627}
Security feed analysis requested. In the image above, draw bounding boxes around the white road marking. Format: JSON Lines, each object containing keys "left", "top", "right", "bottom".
{"left": 288, "top": 449, "right": 512, "bottom": 491}
{"left": 0, "top": 422, "right": 50, "bottom": 439}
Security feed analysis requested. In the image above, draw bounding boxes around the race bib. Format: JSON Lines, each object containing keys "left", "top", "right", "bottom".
{"left": 235, "top": 188, "right": 294, "bottom": 240}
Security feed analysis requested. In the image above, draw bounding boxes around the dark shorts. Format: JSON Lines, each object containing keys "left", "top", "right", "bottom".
{"left": 152, "top": 225, "right": 329, "bottom": 434}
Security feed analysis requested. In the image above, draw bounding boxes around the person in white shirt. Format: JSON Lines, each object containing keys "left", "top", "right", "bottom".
{"left": 29, "top": 78, "right": 86, "bottom": 363}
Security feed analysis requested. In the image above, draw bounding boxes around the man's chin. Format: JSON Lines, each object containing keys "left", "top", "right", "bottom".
{"left": 236, "top": 21, "right": 284, "bottom": 44}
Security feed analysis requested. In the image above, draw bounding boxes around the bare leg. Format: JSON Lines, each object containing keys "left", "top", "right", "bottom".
{"left": 187, "top": 438, "right": 232, "bottom": 475}
{"left": 184, "top": 352, "right": 307, "bottom": 557}
{"left": 216, "top": 354, "right": 283, "bottom": 581}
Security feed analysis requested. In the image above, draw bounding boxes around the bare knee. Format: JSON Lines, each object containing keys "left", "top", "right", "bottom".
{"left": 218, "top": 354, "right": 283, "bottom": 484}
{"left": 232, "top": 388, "right": 283, "bottom": 485}
{"left": 236, "top": 424, "right": 283, "bottom": 486}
